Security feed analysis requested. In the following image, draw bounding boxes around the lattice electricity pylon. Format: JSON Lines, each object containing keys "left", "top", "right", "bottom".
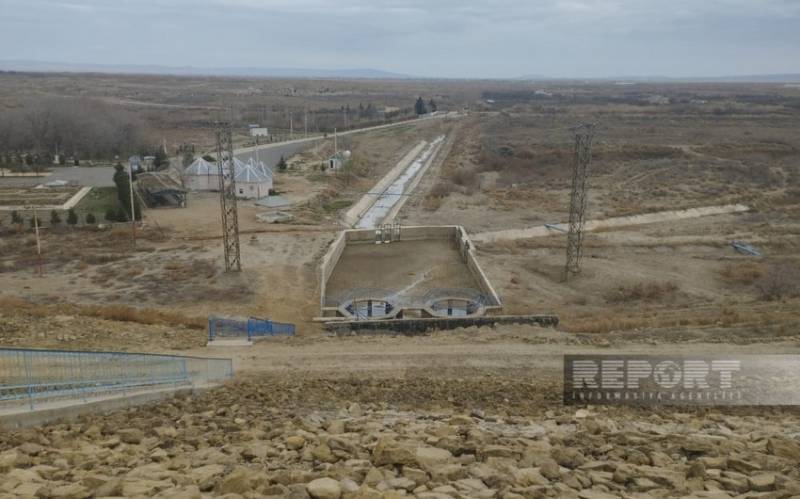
{"left": 216, "top": 123, "right": 242, "bottom": 272}
{"left": 564, "top": 123, "right": 596, "bottom": 280}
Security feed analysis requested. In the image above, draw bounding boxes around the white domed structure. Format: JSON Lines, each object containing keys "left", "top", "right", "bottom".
{"left": 183, "top": 158, "right": 227, "bottom": 191}
{"left": 233, "top": 158, "right": 273, "bottom": 199}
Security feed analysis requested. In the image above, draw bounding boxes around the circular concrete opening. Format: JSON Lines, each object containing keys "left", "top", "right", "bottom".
{"left": 429, "top": 298, "right": 482, "bottom": 317}
{"left": 345, "top": 299, "right": 394, "bottom": 319}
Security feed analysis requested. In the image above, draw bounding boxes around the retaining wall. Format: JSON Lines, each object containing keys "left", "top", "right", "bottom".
{"left": 326, "top": 314, "right": 559, "bottom": 335}
{"left": 319, "top": 225, "right": 501, "bottom": 318}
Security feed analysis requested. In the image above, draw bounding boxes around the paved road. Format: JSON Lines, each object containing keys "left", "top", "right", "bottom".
{"left": 234, "top": 112, "right": 460, "bottom": 169}
{"left": 235, "top": 140, "right": 319, "bottom": 169}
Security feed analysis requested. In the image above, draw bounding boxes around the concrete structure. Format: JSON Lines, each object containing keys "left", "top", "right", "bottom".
{"left": 325, "top": 150, "right": 350, "bottom": 172}
{"left": 326, "top": 314, "right": 559, "bottom": 335}
{"left": 234, "top": 159, "right": 273, "bottom": 199}
{"left": 184, "top": 157, "right": 272, "bottom": 198}
{"left": 319, "top": 225, "right": 501, "bottom": 320}
{"left": 0, "top": 385, "right": 211, "bottom": 429}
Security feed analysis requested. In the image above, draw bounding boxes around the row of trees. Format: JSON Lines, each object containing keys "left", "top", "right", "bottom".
{"left": 0, "top": 97, "right": 147, "bottom": 164}
{"left": 7, "top": 206, "right": 138, "bottom": 229}
{"left": 8, "top": 209, "right": 104, "bottom": 228}
{"left": 239, "top": 103, "right": 417, "bottom": 135}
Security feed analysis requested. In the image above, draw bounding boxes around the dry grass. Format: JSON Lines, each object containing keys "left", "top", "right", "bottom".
{"left": 0, "top": 295, "right": 206, "bottom": 330}
{"left": 756, "top": 261, "right": 800, "bottom": 301}
{"left": 718, "top": 261, "right": 764, "bottom": 285}
{"left": 604, "top": 281, "right": 679, "bottom": 304}
{"left": 560, "top": 303, "right": 781, "bottom": 334}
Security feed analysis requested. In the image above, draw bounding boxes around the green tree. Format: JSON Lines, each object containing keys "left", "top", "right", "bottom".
{"left": 277, "top": 156, "right": 288, "bottom": 172}
{"left": 50, "top": 210, "right": 61, "bottom": 225}
{"left": 429, "top": 99, "right": 437, "bottom": 113}
{"left": 85, "top": 213, "right": 97, "bottom": 225}
{"left": 29, "top": 216, "right": 37, "bottom": 229}
{"left": 104, "top": 208, "right": 116, "bottom": 222}
{"left": 66, "top": 208, "right": 78, "bottom": 226}
{"left": 112, "top": 163, "right": 141, "bottom": 221}
{"left": 11, "top": 210, "right": 23, "bottom": 226}
{"left": 115, "top": 207, "right": 128, "bottom": 222}
{"left": 414, "top": 97, "right": 428, "bottom": 116}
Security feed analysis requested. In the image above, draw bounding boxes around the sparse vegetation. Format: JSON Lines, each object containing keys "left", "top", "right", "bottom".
{"left": 604, "top": 281, "right": 679, "bottom": 303}
{"left": 66, "top": 208, "right": 78, "bottom": 226}
{"left": 757, "top": 261, "right": 800, "bottom": 301}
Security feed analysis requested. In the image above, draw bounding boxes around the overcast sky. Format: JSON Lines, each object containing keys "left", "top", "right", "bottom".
{"left": 0, "top": 0, "right": 798, "bottom": 78}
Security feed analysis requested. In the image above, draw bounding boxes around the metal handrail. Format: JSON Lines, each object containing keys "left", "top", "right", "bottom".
{"left": 0, "top": 347, "right": 233, "bottom": 410}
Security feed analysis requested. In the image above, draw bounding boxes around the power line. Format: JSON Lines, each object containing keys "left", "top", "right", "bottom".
{"left": 564, "top": 123, "right": 596, "bottom": 280}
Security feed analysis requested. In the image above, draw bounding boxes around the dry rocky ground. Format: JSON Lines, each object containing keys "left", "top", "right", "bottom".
{"left": 1, "top": 375, "right": 799, "bottom": 498}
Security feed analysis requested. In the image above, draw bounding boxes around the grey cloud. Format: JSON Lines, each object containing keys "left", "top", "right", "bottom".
{"left": 0, "top": 0, "right": 797, "bottom": 77}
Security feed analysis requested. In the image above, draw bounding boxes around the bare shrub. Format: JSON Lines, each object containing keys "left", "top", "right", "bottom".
{"left": 422, "top": 195, "right": 442, "bottom": 211}
{"left": 0, "top": 296, "right": 206, "bottom": 330}
{"left": 718, "top": 261, "right": 764, "bottom": 285}
{"left": 756, "top": 261, "right": 800, "bottom": 301}
{"left": 605, "top": 282, "right": 678, "bottom": 304}
{"left": 451, "top": 166, "right": 478, "bottom": 187}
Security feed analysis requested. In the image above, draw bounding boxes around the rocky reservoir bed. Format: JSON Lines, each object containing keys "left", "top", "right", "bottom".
{"left": 0, "top": 375, "right": 798, "bottom": 498}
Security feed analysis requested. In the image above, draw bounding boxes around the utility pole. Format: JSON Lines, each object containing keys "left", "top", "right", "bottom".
{"left": 128, "top": 160, "right": 136, "bottom": 247}
{"left": 564, "top": 123, "right": 596, "bottom": 280}
{"left": 216, "top": 122, "right": 242, "bottom": 272}
{"left": 333, "top": 127, "right": 338, "bottom": 154}
{"left": 32, "top": 206, "right": 42, "bottom": 276}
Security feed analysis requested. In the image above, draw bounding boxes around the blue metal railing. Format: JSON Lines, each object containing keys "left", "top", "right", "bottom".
{"left": 208, "top": 316, "right": 295, "bottom": 342}
{"left": 0, "top": 347, "right": 233, "bottom": 410}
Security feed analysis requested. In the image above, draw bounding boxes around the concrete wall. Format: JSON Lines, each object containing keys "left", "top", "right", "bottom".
{"left": 318, "top": 225, "right": 501, "bottom": 318}
{"left": 319, "top": 231, "right": 348, "bottom": 315}
{"left": 456, "top": 226, "right": 502, "bottom": 310}
{"left": 326, "top": 314, "right": 559, "bottom": 335}
{"left": 0, "top": 385, "right": 214, "bottom": 429}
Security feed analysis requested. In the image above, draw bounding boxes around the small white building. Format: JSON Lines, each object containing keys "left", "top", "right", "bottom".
{"left": 249, "top": 127, "right": 269, "bottom": 137}
{"left": 325, "top": 150, "right": 350, "bottom": 172}
{"left": 183, "top": 157, "right": 227, "bottom": 191}
{"left": 234, "top": 159, "right": 273, "bottom": 199}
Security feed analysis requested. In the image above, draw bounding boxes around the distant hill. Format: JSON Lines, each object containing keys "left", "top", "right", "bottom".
{"left": 518, "top": 74, "right": 800, "bottom": 83}
{"left": 0, "top": 60, "right": 412, "bottom": 79}
{"left": 512, "top": 73, "right": 800, "bottom": 83}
